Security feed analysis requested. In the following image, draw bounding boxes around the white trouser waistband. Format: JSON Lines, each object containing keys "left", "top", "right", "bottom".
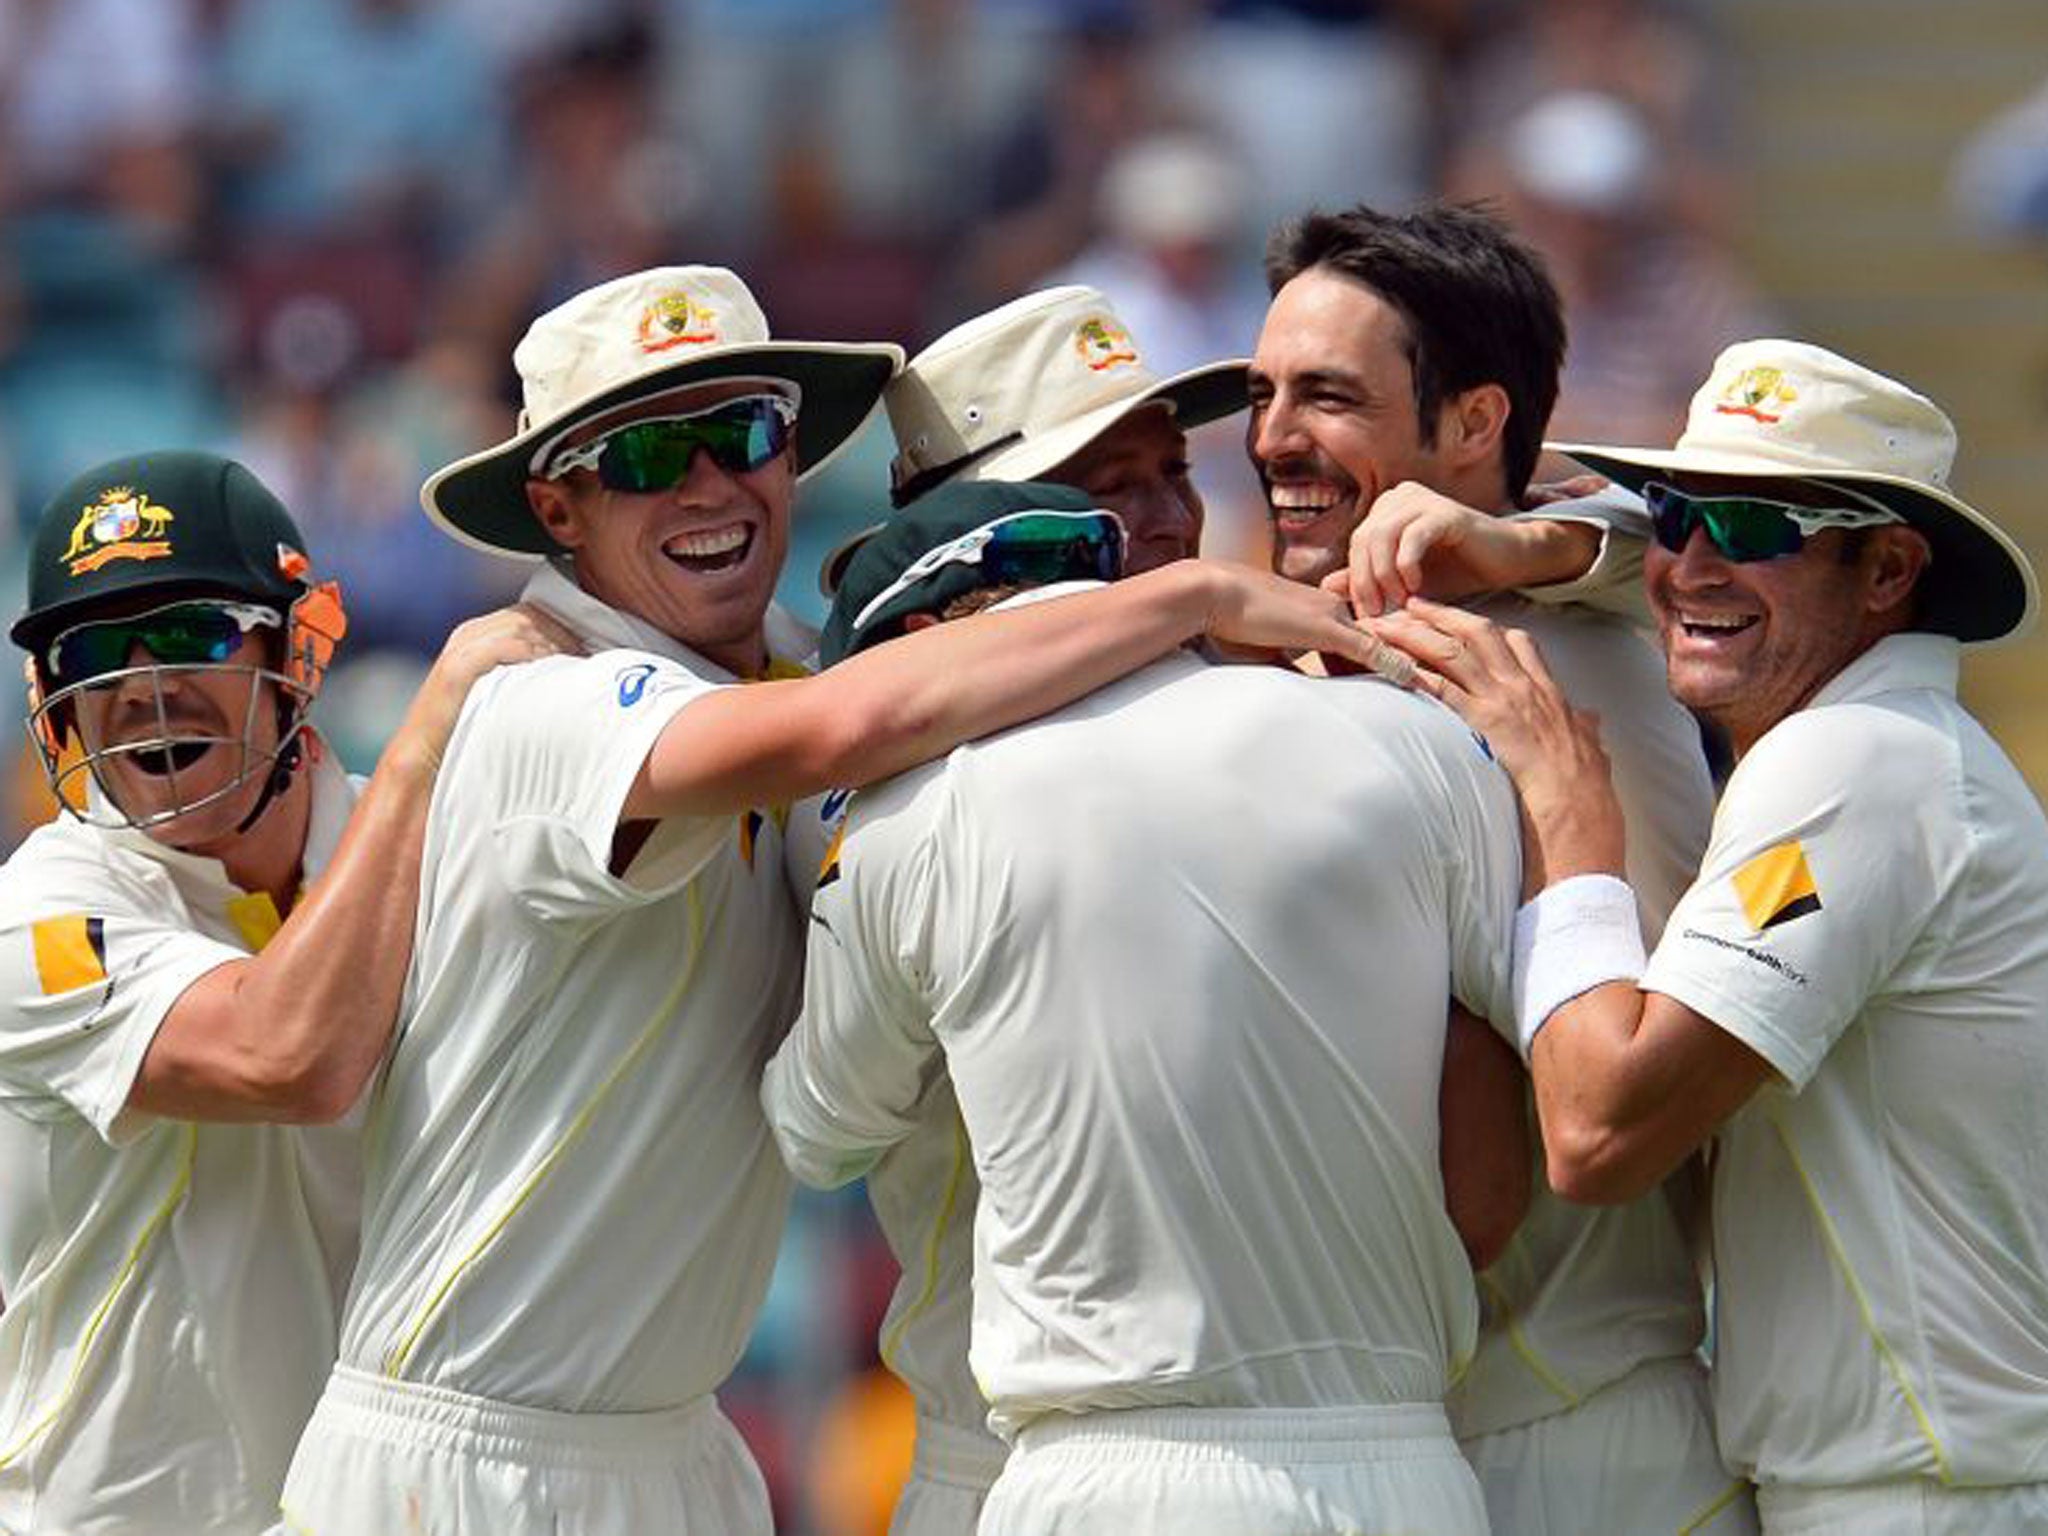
{"left": 910, "top": 1413, "right": 1009, "bottom": 1490}
{"left": 1756, "top": 1477, "right": 2046, "bottom": 1532}
{"left": 1013, "top": 1403, "right": 1458, "bottom": 1465}
{"left": 313, "top": 1363, "right": 719, "bottom": 1473}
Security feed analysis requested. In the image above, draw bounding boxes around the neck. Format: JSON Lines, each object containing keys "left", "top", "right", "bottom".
{"left": 210, "top": 768, "right": 314, "bottom": 912}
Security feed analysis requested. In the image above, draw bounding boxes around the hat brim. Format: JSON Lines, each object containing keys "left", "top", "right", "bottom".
{"left": 959, "top": 359, "right": 1251, "bottom": 487}
{"left": 1550, "top": 440, "right": 2040, "bottom": 646}
{"left": 422, "top": 342, "right": 903, "bottom": 558}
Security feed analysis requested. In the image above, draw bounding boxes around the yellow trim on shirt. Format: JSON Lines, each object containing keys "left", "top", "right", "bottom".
{"left": 226, "top": 892, "right": 284, "bottom": 953}
{"left": 1476, "top": 1269, "right": 1582, "bottom": 1408}
{"left": 1769, "top": 1108, "right": 1954, "bottom": 1483}
{"left": 383, "top": 886, "right": 709, "bottom": 1378}
{"left": 879, "top": 1108, "right": 973, "bottom": 1376}
{"left": 31, "top": 913, "right": 105, "bottom": 994}
{"left": 0, "top": 1124, "right": 198, "bottom": 1469}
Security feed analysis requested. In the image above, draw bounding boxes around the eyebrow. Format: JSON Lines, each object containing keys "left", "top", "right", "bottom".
{"left": 1251, "top": 365, "right": 1372, "bottom": 396}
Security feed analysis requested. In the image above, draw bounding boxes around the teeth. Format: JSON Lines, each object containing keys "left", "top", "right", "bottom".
{"left": 1267, "top": 484, "right": 1342, "bottom": 512}
{"left": 1679, "top": 612, "right": 1753, "bottom": 633}
{"left": 665, "top": 525, "right": 748, "bottom": 559}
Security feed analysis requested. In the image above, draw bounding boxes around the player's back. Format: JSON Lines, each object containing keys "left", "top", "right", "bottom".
{"left": 881, "top": 652, "right": 1520, "bottom": 1435}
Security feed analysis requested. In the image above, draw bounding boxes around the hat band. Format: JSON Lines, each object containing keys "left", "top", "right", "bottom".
{"left": 890, "top": 432, "right": 1024, "bottom": 509}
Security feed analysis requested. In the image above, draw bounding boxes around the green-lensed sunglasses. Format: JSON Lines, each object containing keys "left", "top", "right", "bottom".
{"left": 46, "top": 600, "right": 282, "bottom": 683}
{"left": 545, "top": 394, "right": 798, "bottom": 492}
{"left": 853, "top": 510, "right": 1125, "bottom": 631}
{"left": 1644, "top": 480, "right": 1903, "bottom": 563}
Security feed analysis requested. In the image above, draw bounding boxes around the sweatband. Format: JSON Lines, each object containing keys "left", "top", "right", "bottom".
{"left": 1511, "top": 873, "right": 1646, "bottom": 1059}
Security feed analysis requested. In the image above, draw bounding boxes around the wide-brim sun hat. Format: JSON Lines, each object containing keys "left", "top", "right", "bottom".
{"left": 883, "top": 284, "right": 1249, "bottom": 508}
{"left": 423, "top": 266, "right": 903, "bottom": 557}
{"left": 1550, "top": 338, "right": 2038, "bottom": 645}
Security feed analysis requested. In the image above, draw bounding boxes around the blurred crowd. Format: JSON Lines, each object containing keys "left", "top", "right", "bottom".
{"left": 0, "top": 1, "right": 1768, "bottom": 1529}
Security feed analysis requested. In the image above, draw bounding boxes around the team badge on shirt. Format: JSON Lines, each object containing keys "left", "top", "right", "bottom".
{"left": 30, "top": 913, "right": 107, "bottom": 993}
{"left": 1732, "top": 839, "right": 1822, "bottom": 932}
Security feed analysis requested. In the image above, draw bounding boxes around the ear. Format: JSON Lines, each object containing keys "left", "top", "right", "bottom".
{"left": 526, "top": 478, "right": 586, "bottom": 551}
{"left": 1439, "top": 383, "right": 1510, "bottom": 470}
{"left": 1866, "top": 525, "right": 1931, "bottom": 620}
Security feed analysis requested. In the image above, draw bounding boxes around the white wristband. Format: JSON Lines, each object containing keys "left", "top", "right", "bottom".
{"left": 1511, "top": 874, "right": 1645, "bottom": 1060}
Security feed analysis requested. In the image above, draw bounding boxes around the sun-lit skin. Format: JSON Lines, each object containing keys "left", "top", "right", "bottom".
{"left": 1645, "top": 474, "right": 1929, "bottom": 757}
{"left": 1247, "top": 268, "right": 1505, "bottom": 589}
{"left": 67, "top": 632, "right": 311, "bottom": 883}
{"left": 526, "top": 379, "right": 797, "bottom": 677}
{"left": 1045, "top": 405, "right": 1204, "bottom": 574}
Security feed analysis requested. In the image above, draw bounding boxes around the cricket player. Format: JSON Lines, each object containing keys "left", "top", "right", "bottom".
{"left": 0, "top": 450, "right": 568, "bottom": 1532}
{"left": 765, "top": 477, "right": 1528, "bottom": 1533}
{"left": 275, "top": 266, "right": 1387, "bottom": 1535}
{"left": 1373, "top": 339, "right": 2048, "bottom": 1535}
{"left": 800, "top": 280, "right": 1640, "bottom": 1534}
{"left": 1248, "top": 202, "right": 1752, "bottom": 1533}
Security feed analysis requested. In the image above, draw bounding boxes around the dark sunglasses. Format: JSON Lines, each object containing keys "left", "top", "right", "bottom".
{"left": 1644, "top": 481, "right": 1902, "bottom": 563}
{"left": 47, "top": 600, "right": 282, "bottom": 684}
{"left": 853, "top": 511, "right": 1126, "bottom": 630}
{"left": 545, "top": 394, "right": 798, "bottom": 492}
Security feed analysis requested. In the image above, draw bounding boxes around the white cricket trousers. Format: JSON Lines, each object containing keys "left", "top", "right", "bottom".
{"left": 976, "top": 1403, "right": 1490, "bottom": 1535}
{"left": 1757, "top": 1477, "right": 2048, "bottom": 1535}
{"left": 1460, "top": 1355, "right": 1758, "bottom": 1535}
{"left": 275, "top": 1364, "right": 771, "bottom": 1536}
{"left": 889, "top": 1414, "right": 1008, "bottom": 1536}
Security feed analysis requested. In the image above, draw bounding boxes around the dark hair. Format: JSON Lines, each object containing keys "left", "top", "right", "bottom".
{"left": 1264, "top": 203, "right": 1565, "bottom": 500}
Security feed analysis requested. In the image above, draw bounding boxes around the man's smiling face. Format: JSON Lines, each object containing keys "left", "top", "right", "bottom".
{"left": 1246, "top": 267, "right": 1448, "bottom": 588}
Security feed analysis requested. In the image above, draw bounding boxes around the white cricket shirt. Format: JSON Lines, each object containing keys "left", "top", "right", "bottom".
{"left": 1448, "top": 596, "right": 1716, "bottom": 1438}
{"left": 1642, "top": 633, "right": 2048, "bottom": 1489}
{"left": 0, "top": 748, "right": 362, "bottom": 1533}
{"left": 332, "top": 563, "right": 802, "bottom": 1410}
{"left": 765, "top": 653, "right": 1522, "bottom": 1437}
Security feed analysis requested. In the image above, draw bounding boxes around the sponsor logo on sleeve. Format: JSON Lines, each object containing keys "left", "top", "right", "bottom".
{"left": 616, "top": 662, "right": 658, "bottom": 707}
{"left": 32, "top": 914, "right": 107, "bottom": 994}
{"left": 1732, "top": 839, "right": 1822, "bottom": 932}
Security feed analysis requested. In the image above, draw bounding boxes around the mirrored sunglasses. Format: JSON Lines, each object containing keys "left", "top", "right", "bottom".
{"left": 47, "top": 600, "right": 282, "bottom": 684}
{"left": 854, "top": 510, "right": 1126, "bottom": 631}
{"left": 1644, "top": 481, "right": 1902, "bottom": 564}
{"left": 545, "top": 394, "right": 798, "bottom": 492}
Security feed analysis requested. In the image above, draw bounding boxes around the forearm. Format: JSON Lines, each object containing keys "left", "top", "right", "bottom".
{"left": 132, "top": 712, "right": 444, "bottom": 1122}
{"left": 1439, "top": 1006, "right": 1532, "bottom": 1270}
{"left": 634, "top": 562, "right": 1225, "bottom": 818}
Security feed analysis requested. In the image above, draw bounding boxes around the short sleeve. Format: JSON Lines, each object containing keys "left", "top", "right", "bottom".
{"left": 762, "top": 773, "right": 944, "bottom": 1189}
{"left": 1506, "top": 486, "right": 1651, "bottom": 624}
{"left": 1642, "top": 707, "right": 1954, "bottom": 1089}
{"left": 458, "top": 651, "right": 732, "bottom": 922}
{"left": 0, "top": 888, "right": 242, "bottom": 1144}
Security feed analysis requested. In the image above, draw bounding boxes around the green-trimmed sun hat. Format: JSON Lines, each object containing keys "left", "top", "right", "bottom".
{"left": 882, "top": 285, "right": 1249, "bottom": 508}
{"left": 820, "top": 480, "right": 1121, "bottom": 666}
{"left": 423, "top": 266, "right": 903, "bottom": 557}
{"left": 1550, "top": 339, "right": 2038, "bottom": 645}
{"left": 13, "top": 450, "right": 312, "bottom": 655}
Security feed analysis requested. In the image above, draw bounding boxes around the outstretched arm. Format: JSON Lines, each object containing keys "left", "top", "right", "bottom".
{"left": 626, "top": 558, "right": 1390, "bottom": 821}
{"left": 1340, "top": 481, "right": 1649, "bottom": 623}
{"left": 1366, "top": 598, "right": 1772, "bottom": 1204}
{"left": 130, "top": 604, "right": 582, "bottom": 1123}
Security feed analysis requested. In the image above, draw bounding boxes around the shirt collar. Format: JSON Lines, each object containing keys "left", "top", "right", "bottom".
{"left": 1806, "top": 631, "right": 1960, "bottom": 712}
{"left": 522, "top": 560, "right": 812, "bottom": 681}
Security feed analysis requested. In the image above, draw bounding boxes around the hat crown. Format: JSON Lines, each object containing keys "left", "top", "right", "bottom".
{"left": 1679, "top": 339, "right": 1957, "bottom": 491}
{"left": 512, "top": 267, "right": 773, "bottom": 434}
{"left": 886, "top": 286, "right": 1165, "bottom": 487}
{"left": 14, "top": 450, "right": 308, "bottom": 650}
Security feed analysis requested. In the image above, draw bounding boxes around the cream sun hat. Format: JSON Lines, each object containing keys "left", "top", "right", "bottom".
{"left": 423, "top": 266, "right": 903, "bottom": 557}
{"left": 882, "top": 285, "right": 1249, "bottom": 508}
{"left": 1551, "top": 338, "right": 2038, "bottom": 644}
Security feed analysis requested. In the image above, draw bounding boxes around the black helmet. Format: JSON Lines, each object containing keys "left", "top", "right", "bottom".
{"left": 13, "top": 450, "right": 312, "bottom": 656}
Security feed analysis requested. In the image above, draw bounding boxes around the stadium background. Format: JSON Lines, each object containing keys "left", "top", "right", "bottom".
{"left": 1, "top": 1, "right": 2044, "bottom": 1529}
